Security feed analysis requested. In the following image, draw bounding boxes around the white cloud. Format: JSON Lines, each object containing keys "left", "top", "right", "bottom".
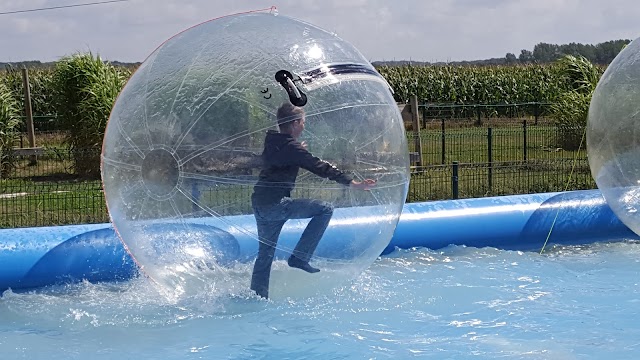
{"left": 0, "top": 0, "right": 638, "bottom": 63}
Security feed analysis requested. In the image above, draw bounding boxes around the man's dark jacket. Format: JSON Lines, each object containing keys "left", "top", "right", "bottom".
{"left": 252, "top": 130, "right": 352, "bottom": 206}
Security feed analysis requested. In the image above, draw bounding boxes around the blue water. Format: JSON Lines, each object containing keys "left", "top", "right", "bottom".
{"left": 1, "top": 240, "right": 639, "bottom": 359}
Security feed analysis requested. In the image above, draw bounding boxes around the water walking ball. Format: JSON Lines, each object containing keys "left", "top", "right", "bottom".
{"left": 587, "top": 37, "right": 640, "bottom": 237}
{"left": 101, "top": 9, "right": 410, "bottom": 300}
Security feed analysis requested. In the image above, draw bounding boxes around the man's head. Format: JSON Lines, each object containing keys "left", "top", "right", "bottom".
{"left": 277, "top": 103, "right": 305, "bottom": 139}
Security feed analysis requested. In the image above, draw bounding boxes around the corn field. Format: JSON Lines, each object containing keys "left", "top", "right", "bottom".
{"left": 2, "top": 62, "right": 600, "bottom": 117}
{"left": 0, "top": 66, "right": 56, "bottom": 117}
{"left": 377, "top": 63, "right": 590, "bottom": 104}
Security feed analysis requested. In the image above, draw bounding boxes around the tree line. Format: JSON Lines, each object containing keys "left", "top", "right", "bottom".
{"left": 509, "top": 39, "right": 631, "bottom": 65}
{"left": 373, "top": 39, "right": 631, "bottom": 67}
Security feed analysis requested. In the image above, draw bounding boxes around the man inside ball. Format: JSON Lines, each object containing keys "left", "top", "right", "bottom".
{"left": 250, "top": 103, "right": 376, "bottom": 299}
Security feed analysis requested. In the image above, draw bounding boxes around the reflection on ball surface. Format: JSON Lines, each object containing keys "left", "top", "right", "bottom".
{"left": 588, "top": 37, "right": 640, "bottom": 237}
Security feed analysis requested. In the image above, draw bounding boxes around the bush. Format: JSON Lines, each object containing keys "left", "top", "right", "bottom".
{"left": 52, "top": 53, "right": 129, "bottom": 178}
{"left": 550, "top": 55, "right": 602, "bottom": 150}
{"left": 551, "top": 91, "right": 591, "bottom": 150}
{"left": 0, "top": 83, "right": 20, "bottom": 177}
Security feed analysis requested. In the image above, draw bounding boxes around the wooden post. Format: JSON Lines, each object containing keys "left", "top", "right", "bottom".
{"left": 410, "top": 95, "right": 423, "bottom": 167}
{"left": 21, "top": 67, "right": 37, "bottom": 165}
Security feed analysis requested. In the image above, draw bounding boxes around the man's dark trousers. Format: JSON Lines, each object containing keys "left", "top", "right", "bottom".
{"left": 250, "top": 198, "right": 334, "bottom": 298}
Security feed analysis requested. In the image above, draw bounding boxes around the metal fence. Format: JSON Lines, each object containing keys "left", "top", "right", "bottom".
{"left": 406, "top": 102, "right": 593, "bottom": 200}
{"left": 419, "top": 102, "right": 553, "bottom": 128}
{"left": 0, "top": 102, "right": 594, "bottom": 228}
{"left": 0, "top": 148, "right": 106, "bottom": 228}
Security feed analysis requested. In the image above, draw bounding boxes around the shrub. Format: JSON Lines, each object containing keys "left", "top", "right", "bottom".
{"left": 551, "top": 91, "right": 591, "bottom": 150}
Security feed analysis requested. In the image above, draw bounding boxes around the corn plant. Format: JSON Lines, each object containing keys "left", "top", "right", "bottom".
{"left": 550, "top": 55, "right": 603, "bottom": 150}
{"left": 52, "top": 53, "right": 129, "bottom": 178}
{"left": 377, "top": 63, "right": 572, "bottom": 122}
{"left": 556, "top": 55, "right": 602, "bottom": 94}
{"left": 0, "top": 66, "right": 56, "bottom": 118}
{"left": 0, "top": 83, "right": 20, "bottom": 177}
{"left": 377, "top": 63, "right": 569, "bottom": 104}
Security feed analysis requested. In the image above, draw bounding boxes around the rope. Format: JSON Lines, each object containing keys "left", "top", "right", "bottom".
{"left": 539, "top": 126, "right": 587, "bottom": 254}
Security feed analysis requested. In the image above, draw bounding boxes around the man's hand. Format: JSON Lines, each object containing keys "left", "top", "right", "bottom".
{"left": 350, "top": 179, "right": 376, "bottom": 190}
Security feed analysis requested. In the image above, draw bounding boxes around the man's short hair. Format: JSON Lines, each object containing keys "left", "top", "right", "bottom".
{"left": 277, "top": 103, "right": 305, "bottom": 130}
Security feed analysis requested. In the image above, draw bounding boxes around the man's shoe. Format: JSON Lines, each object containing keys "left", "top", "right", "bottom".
{"left": 288, "top": 256, "right": 320, "bottom": 273}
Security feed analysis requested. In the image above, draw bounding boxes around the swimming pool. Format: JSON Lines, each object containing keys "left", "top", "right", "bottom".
{"left": 1, "top": 241, "right": 639, "bottom": 359}
{"left": 1, "top": 190, "right": 639, "bottom": 359}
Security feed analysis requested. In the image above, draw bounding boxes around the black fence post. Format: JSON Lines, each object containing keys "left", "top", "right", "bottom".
{"left": 441, "top": 118, "right": 446, "bottom": 165}
{"left": 191, "top": 180, "right": 201, "bottom": 213}
{"left": 523, "top": 119, "right": 528, "bottom": 161}
{"left": 488, "top": 127, "right": 493, "bottom": 192}
{"left": 452, "top": 161, "right": 459, "bottom": 199}
{"left": 534, "top": 102, "right": 540, "bottom": 125}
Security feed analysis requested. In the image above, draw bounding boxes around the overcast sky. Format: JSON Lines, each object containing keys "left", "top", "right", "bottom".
{"left": 0, "top": 0, "right": 638, "bottom": 63}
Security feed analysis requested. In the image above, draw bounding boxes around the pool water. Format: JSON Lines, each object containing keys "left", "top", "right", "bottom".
{"left": 1, "top": 240, "right": 639, "bottom": 359}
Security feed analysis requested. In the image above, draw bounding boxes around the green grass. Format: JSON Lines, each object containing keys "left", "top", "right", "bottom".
{"left": 408, "top": 124, "right": 586, "bottom": 165}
